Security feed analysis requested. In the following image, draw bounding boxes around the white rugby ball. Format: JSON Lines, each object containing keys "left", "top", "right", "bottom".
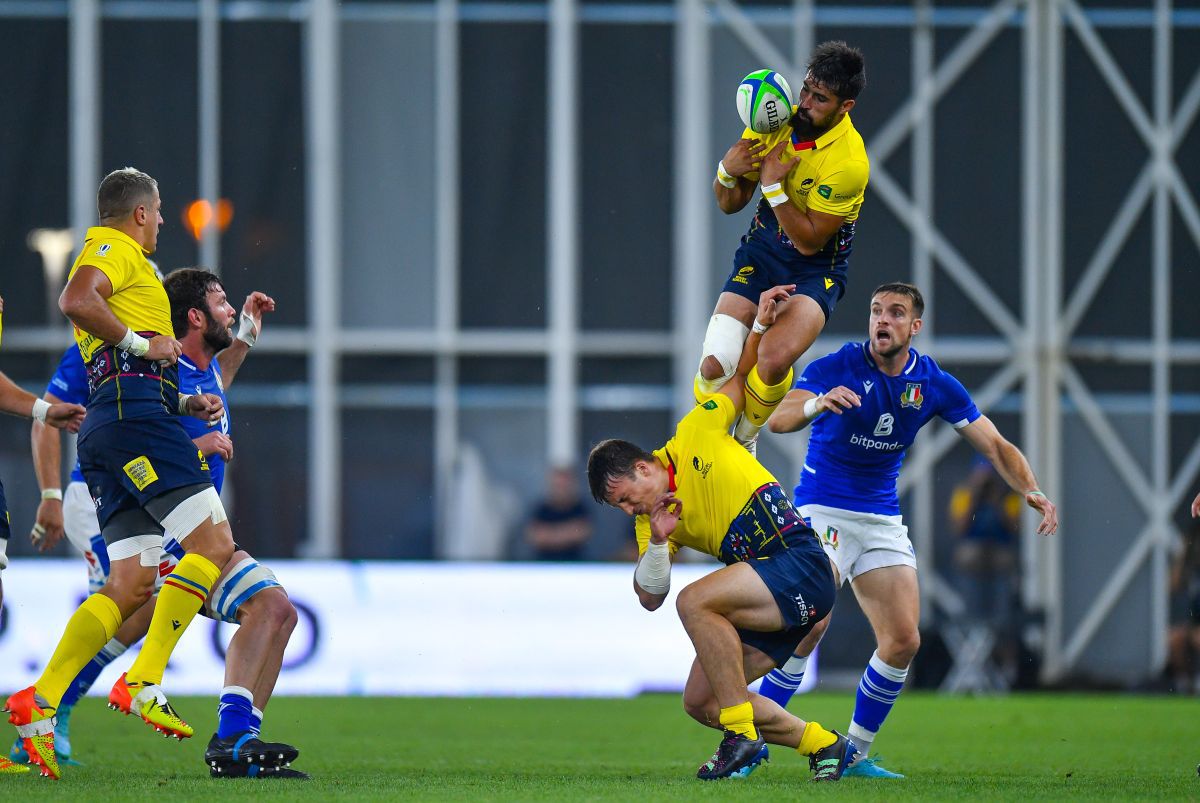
{"left": 736, "top": 69, "right": 794, "bottom": 134}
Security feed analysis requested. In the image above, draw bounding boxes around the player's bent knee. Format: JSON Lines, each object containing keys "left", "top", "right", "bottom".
{"left": 240, "top": 587, "right": 296, "bottom": 634}
{"left": 698, "top": 314, "right": 750, "bottom": 387}
{"left": 682, "top": 692, "right": 719, "bottom": 727}
{"left": 879, "top": 629, "right": 921, "bottom": 667}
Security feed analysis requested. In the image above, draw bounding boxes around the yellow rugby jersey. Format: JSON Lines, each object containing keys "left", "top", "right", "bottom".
{"left": 744, "top": 112, "right": 869, "bottom": 222}
{"left": 634, "top": 394, "right": 779, "bottom": 559}
{"left": 68, "top": 226, "right": 172, "bottom": 362}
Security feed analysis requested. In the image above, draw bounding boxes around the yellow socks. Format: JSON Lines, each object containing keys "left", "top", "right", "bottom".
{"left": 125, "top": 553, "right": 220, "bottom": 687}
{"left": 797, "top": 721, "right": 838, "bottom": 755}
{"left": 741, "top": 365, "right": 794, "bottom": 432}
{"left": 36, "top": 593, "right": 123, "bottom": 708}
{"left": 719, "top": 701, "right": 759, "bottom": 740}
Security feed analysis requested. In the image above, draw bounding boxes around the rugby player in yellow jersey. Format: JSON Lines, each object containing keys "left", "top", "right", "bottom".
{"left": 587, "top": 286, "right": 856, "bottom": 783}
{"left": 0, "top": 294, "right": 87, "bottom": 777}
{"left": 699, "top": 41, "right": 869, "bottom": 456}
{"left": 4, "top": 169, "right": 236, "bottom": 780}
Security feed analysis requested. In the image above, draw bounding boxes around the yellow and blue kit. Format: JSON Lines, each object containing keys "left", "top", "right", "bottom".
{"left": 635, "top": 394, "right": 835, "bottom": 664}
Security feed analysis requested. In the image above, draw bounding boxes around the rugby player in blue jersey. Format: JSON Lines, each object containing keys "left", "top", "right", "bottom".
{"left": 757, "top": 282, "right": 1058, "bottom": 778}
{"left": 16, "top": 272, "right": 305, "bottom": 779}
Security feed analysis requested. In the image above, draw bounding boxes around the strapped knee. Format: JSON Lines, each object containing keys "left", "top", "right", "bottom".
{"left": 697, "top": 314, "right": 750, "bottom": 394}
{"left": 207, "top": 556, "right": 283, "bottom": 624}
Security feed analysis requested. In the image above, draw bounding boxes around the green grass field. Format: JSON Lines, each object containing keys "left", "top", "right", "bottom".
{"left": 5, "top": 692, "right": 1197, "bottom": 800}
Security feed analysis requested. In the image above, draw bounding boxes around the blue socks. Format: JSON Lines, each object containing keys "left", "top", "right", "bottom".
{"left": 60, "top": 638, "right": 128, "bottom": 709}
{"left": 217, "top": 686, "right": 256, "bottom": 739}
{"left": 847, "top": 650, "right": 908, "bottom": 758}
{"left": 757, "top": 653, "right": 810, "bottom": 708}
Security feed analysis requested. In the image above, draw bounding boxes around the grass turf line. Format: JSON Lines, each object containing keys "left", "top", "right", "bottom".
{"left": 1, "top": 692, "right": 1195, "bottom": 799}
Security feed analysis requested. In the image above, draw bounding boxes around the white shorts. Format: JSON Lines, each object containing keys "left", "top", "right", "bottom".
{"left": 799, "top": 503, "right": 917, "bottom": 587}
{"left": 63, "top": 481, "right": 101, "bottom": 556}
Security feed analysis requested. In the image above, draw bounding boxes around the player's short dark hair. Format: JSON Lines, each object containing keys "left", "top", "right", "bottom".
{"left": 97, "top": 167, "right": 158, "bottom": 223}
{"left": 872, "top": 282, "right": 925, "bottom": 318}
{"left": 164, "top": 267, "right": 224, "bottom": 338}
{"left": 586, "top": 439, "right": 656, "bottom": 504}
{"left": 808, "top": 41, "right": 866, "bottom": 101}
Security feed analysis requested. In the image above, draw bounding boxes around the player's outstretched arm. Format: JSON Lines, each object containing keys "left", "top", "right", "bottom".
{"left": 30, "top": 391, "right": 68, "bottom": 552}
{"left": 0, "top": 373, "right": 85, "bottom": 432}
{"left": 958, "top": 415, "right": 1058, "bottom": 535}
{"left": 217, "top": 290, "right": 275, "bottom": 387}
{"left": 719, "top": 284, "right": 795, "bottom": 413}
{"left": 714, "top": 138, "right": 764, "bottom": 214}
{"left": 769, "top": 385, "right": 861, "bottom": 434}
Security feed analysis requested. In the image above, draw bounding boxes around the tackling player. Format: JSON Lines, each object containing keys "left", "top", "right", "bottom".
{"left": 5, "top": 167, "right": 236, "bottom": 780}
{"left": 698, "top": 41, "right": 869, "bottom": 455}
{"left": 756, "top": 282, "right": 1058, "bottom": 777}
{"left": 13, "top": 272, "right": 304, "bottom": 779}
{"left": 588, "top": 286, "right": 857, "bottom": 783}
{"left": 0, "top": 296, "right": 87, "bottom": 776}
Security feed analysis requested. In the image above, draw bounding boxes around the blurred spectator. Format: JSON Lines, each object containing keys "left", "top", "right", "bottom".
{"left": 1167, "top": 520, "right": 1200, "bottom": 693}
{"left": 948, "top": 458, "right": 1022, "bottom": 676}
{"left": 523, "top": 466, "right": 593, "bottom": 561}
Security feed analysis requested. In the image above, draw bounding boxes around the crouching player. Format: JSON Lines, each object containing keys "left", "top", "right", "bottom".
{"left": 14, "top": 270, "right": 303, "bottom": 779}
{"left": 587, "top": 286, "right": 856, "bottom": 782}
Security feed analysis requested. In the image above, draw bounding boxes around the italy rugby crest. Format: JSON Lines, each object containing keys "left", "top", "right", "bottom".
{"left": 900, "top": 382, "right": 924, "bottom": 409}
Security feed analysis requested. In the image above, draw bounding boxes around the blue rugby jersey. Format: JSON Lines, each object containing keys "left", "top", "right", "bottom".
{"left": 45, "top": 345, "right": 89, "bottom": 484}
{"left": 793, "top": 341, "right": 981, "bottom": 516}
{"left": 176, "top": 355, "right": 230, "bottom": 494}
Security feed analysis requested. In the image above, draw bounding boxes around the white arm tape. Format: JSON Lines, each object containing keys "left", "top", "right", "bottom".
{"left": 235, "top": 311, "right": 258, "bottom": 347}
{"left": 178, "top": 393, "right": 194, "bottom": 416}
{"left": 751, "top": 319, "right": 769, "bottom": 335}
{"left": 32, "top": 398, "right": 51, "bottom": 423}
{"left": 117, "top": 327, "right": 151, "bottom": 357}
{"left": 803, "top": 393, "right": 825, "bottom": 420}
{"left": 634, "top": 540, "right": 672, "bottom": 595}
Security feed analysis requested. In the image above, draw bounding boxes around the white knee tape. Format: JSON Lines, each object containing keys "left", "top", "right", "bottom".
{"left": 161, "top": 487, "right": 228, "bottom": 545}
{"left": 107, "top": 533, "right": 165, "bottom": 565}
{"left": 699, "top": 314, "right": 750, "bottom": 385}
{"left": 207, "top": 557, "right": 282, "bottom": 624}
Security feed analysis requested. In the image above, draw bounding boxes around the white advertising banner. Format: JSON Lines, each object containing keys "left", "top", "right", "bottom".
{"left": 0, "top": 560, "right": 815, "bottom": 697}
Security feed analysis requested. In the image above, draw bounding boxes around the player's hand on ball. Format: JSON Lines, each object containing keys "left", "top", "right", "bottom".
{"left": 46, "top": 402, "right": 86, "bottom": 432}
{"left": 1026, "top": 491, "right": 1058, "bottom": 536}
{"left": 146, "top": 334, "right": 182, "bottom": 366}
{"left": 820, "top": 386, "right": 862, "bottom": 415}
{"left": 721, "top": 138, "right": 766, "bottom": 177}
{"left": 649, "top": 493, "right": 682, "bottom": 543}
{"left": 759, "top": 140, "right": 800, "bottom": 186}
{"left": 185, "top": 392, "right": 225, "bottom": 423}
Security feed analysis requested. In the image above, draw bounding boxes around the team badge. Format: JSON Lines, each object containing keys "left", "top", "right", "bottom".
{"left": 900, "top": 382, "right": 924, "bottom": 409}
{"left": 823, "top": 525, "right": 839, "bottom": 549}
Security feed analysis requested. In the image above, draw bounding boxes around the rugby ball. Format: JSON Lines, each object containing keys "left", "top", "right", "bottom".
{"left": 736, "top": 69, "right": 794, "bottom": 134}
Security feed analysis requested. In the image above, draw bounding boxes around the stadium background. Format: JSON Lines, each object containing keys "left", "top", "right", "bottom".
{"left": 0, "top": 0, "right": 1198, "bottom": 698}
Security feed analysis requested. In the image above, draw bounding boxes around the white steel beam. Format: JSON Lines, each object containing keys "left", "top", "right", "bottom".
{"left": 69, "top": 0, "right": 100, "bottom": 239}
{"left": 303, "top": 0, "right": 341, "bottom": 558}
{"left": 198, "top": 0, "right": 221, "bottom": 270}
{"left": 547, "top": 0, "right": 580, "bottom": 466}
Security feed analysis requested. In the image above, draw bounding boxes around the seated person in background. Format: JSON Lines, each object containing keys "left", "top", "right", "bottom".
{"left": 524, "top": 466, "right": 592, "bottom": 561}
{"left": 948, "top": 457, "right": 1021, "bottom": 623}
{"left": 1168, "top": 519, "right": 1200, "bottom": 693}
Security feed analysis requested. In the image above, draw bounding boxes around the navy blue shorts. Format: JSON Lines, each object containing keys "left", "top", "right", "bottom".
{"left": 722, "top": 238, "right": 846, "bottom": 322}
{"left": 737, "top": 537, "right": 836, "bottom": 666}
{"left": 0, "top": 478, "right": 9, "bottom": 543}
{"left": 77, "top": 416, "right": 213, "bottom": 531}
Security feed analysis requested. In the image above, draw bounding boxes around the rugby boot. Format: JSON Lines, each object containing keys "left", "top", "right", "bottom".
{"left": 210, "top": 761, "right": 310, "bottom": 780}
{"left": 809, "top": 729, "right": 858, "bottom": 782}
{"left": 108, "top": 673, "right": 193, "bottom": 739}
{"left": 696, "top": 729, "right": 768, "bottom": 780}
{"left": 52, "top": 703, "right": 81, "bottom": 765}
{"left": 8, "top": 736, "right": 27, "bottom": 764}
{"left": 843, "top": 755, "right": 904, "bottom": 779}
{"left": 205, "top": 731, "right": 299, "bottom": 772}
{"left": 0, "top": 755, "right": 30, "bottom": 774}
{"left": 4, "top": 686, "right": 59, "bottom": 780}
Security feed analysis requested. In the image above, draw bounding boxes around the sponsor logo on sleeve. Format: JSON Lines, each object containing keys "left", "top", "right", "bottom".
{"left": 816, "top": 184, "right": 832, "bottom": 199}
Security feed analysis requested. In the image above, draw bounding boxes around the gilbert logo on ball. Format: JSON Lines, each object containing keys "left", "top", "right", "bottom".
{"left": 736, "top": 69, "right": 794, "bottom": 134}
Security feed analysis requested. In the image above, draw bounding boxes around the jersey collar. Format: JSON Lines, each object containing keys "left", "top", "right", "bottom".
{"left": 861, "top": 340, "right": 919, "bottom": 375}
{"left": 793, "top": 113, "right": 853, "bottom": 152}
{"left": 84, "top": 225, "right": 150, "bottom": 255}
{"left": 655, "top": 447, "right": 678, "bottom": 492}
